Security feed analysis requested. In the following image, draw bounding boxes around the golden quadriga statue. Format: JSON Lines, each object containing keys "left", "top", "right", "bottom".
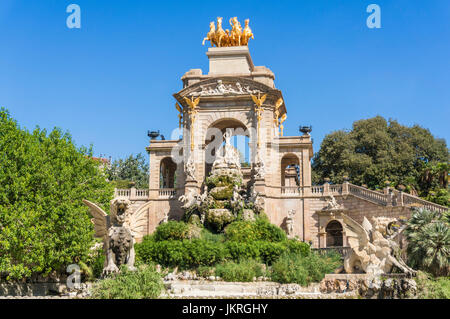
{"left": 203, "top": 17, "right": 254, "bottom": 47}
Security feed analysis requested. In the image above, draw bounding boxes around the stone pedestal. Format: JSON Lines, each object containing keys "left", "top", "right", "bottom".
{"left": 253, "top": 178, "right": 266, "bottom": 195}
{"left": 184, "top": 179, "right": 200, "bottom": 194}
{"left": 206, "top": 46, "right": 254, "bottom": 75}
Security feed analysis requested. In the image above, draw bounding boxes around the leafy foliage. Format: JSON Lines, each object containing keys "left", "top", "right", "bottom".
{"left": 106, "top": 153, "right": 149, "bottom": 189}
{"left": 404, "top": 208, "right": 449, "bottom": 276}
{"left": 135, "top": 237, "right": 228, "bottom": 269}
{"left": 215, "top": 259, "right": 264, "bottom": 282}
{"left": 0, "top": 109, "right": 114, "bottom": 280}
{"left": 90, "top": 265, "right": 164, "bottom": 299}
{"left": 312, "top": 116, "right": 449, "bottom": 205}
{"left": 153, "top": 221, "right": 190, "bottom": 241}
{"left": 270, "top": 251, "right": 342, "bottom": 286}
{"left": 224, "top": 219, "right": 287, "bottom": 243}
{"left": 414, "top": 271, "right": 450, "bottom": 299}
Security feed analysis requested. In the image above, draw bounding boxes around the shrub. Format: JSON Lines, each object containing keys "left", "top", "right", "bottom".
{"left": 270, "top": 253, "right": 309, "bottom": 285}
{"left": 415, "top": 271, "right": 450, "bottom": 299}
{"left": 270, "top": 251, "right": 341, "bottom": 286}
{"left": 90, "top": 265, "right": 164, "bottom": 299}
{"left": 225, "top": 241, "right": 260, "bottom": 262}
{"left": 285, "top": 239, "right": 310, "bottom": 257}
{"left": 224, "top": 220, "right": 287, "bottom": 243}
{"left": 215, "top": 260, "right": 263, "bottom": 282}
{"left": 224, "top": 221, "right": 258, "bottom": 242}
{"left": 255, "top": 241, "right": 286, "bottom": 265}
{"left": 200, "top": 228, "right": 225, "bottom": 243}
{"left": 135, "top": 237, "right": 228, "bottom": 269}
{"left": 153, "top": 221, "right": 190, "bottom": 241}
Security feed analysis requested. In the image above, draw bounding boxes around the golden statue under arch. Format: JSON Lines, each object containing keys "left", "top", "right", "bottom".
{"left": 203, "top": 17, "right": 254, "bottom": 47}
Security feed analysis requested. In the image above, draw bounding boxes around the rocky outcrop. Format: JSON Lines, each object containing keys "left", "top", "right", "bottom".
{"left": 319, "top": 274, "right": 417, "bottom": 299}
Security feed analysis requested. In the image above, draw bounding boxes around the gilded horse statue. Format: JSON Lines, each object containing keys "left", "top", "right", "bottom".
{"left": 229, "top": 17, "right": 242, "bottom": 46}
{"left": 202, "top": 21, "right": 217, "bottom": 46}
{"left": 202, "top": 17, "right": 254, "bottom": 47}
{"left": 241, "top": 19, "right": 254, "bottom": 46}
{"left": 215, "top": 17, "right": 227, "bottom": 47}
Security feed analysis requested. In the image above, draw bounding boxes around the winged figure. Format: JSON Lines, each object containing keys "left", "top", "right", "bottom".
{"left": 342, "top": 214, "right": 416, "bottom": 276}
{"left": 83, "top": 198, "right": 149, "bottom": 275}
{"left": 251, "top": 93, "right": 267, "bottom": 108}
{"left": 184, "top": 96, "right": 200, "bottom": 111}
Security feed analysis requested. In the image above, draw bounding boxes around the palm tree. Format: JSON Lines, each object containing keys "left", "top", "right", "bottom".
{"left": 405, "top": 208, "right": 450, "bottom": 276}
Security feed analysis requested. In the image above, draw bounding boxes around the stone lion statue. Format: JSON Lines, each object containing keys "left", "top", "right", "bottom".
{"left": 83, "top": 198, "right": 148, "bottom": 276}
{"left": 342, "top": 214, "right": 416, "bottom": 276}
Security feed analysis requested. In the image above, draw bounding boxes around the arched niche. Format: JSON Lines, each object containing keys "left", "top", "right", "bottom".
{"left": 160, "top": 157, "right": 177, "bottom": 188}
{"left": 281, "top": 153, "right": 301, "bottom": 187}
{"left": 203, "top": 118, "right": 252, "bottom": 177}
{"left": 326, "top": 220, "right": 343, "bottom": 247}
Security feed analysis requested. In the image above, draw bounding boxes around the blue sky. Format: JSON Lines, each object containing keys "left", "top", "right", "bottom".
{"left": 1, "top": 0, "right": 449, "bottom": 160}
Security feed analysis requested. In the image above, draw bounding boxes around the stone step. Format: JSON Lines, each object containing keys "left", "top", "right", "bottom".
{"left": 163, "top": 280, "right": 358, "bottom": 298}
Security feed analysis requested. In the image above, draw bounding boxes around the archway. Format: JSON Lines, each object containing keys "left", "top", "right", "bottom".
{"left": 326, "top": 220, "right": 343, "bottom": 247}
{"left": 204, "top": 118, "right": 252, "bottom": 178}
{"left": 281, "top": 154, "right": 301, "bottom": 187}
{"left": 160, "top": 157, "right": 177, "bottom": 188}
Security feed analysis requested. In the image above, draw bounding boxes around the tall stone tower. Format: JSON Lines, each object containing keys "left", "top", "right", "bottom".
{"left": 146, "top": 44, "right": 314, "bottom": 239}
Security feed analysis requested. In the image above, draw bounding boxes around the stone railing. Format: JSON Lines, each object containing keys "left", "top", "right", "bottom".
{"left": 114, "top": 188, "right": 131, "bottom": 197}
{"left": 311, "top": 186, "right": 324, "bottom": 194}
{"left": 281, "top": 186, "right": 301, "bottom": 196}
{"left": 159, "top": 188, "right": 177, "bottom": 199}
{"left": 347, "top": 183, "right": 388, "bottom": 206}
{"left": 114, "top": 188, "right": 149, "bottom": 200}
{"left": 329, "top": 185, "right": 342, "bottom": 194}
{"left": 401, "top": 192, "right": 448, "bottom": 213}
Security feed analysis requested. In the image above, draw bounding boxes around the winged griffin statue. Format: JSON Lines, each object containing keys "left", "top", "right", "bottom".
{"left": 342, "top": 214, "right": 416, "bottom": 276}
{"left": 83, "top": 198, "right": 148, "bottom": 276}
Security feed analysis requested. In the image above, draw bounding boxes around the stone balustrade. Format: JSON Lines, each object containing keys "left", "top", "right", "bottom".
{"left": 114, "top": 188, "right": 148, "bottom": 200}
{"left": 311, "top": 186, "right": 324, "bottom": 194}
{"left": 401, "top": 192, "right": 448, "bottom": 213}
{"left": 347, "top": 183, "right": 388, "bottom": 205}
{"left": 113, "top": 182, "right": 447, "bottom": 212}
{"left": 158, "top": 188, "right": 177, "bottom": 199}
{"left": 281, "top": 186, "right": 301, "bottom": 196}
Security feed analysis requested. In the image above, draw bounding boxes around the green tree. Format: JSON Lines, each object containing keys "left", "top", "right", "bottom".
{"left": 0, "top": 108, "right": 114, "bottom": 280}
{"left": 404, "top": 209, "right": 449, "bottom": 277}
{"left": 312, "top": 116, "right": 449, "bottom": 202}
{"left": 106, "top": 153, "right": 149, "bottom": 188}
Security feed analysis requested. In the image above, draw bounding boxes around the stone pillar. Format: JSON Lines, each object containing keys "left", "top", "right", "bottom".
{"left": 130, "top": 187, "right": 137, "bottom": 201}
{"left": 342, "top": 181, "right": 349, "bottom": 195}
{"left": 323, "top": 182, "right": 330, "bottom": 196}
{"left": 302, "top": 149, "right": 311, "bottom": 196}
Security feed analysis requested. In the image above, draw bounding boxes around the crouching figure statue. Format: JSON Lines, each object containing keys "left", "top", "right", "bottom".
{"left": 83, "top": 198, "right": 148, "bottom": 276}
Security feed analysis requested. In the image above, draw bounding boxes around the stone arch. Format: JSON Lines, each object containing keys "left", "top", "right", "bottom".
{"left": 203, "top": 117, "right": 252, "bottom": 177}
{"left": 160, "top": 157, "right": 177, "bottom": 188}
{"left": 280, "top": 153, "right": 301, "bottom": 187}
{"left": 201, "top": 111, "right": 252, "bottom": 137}
{"left": 326, "top": 220, "right": 343, "bottom": 247}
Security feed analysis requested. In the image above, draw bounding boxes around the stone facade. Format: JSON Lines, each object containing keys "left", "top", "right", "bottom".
{"left": 114, "top": 46, "right": 447, "bottom": 247}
